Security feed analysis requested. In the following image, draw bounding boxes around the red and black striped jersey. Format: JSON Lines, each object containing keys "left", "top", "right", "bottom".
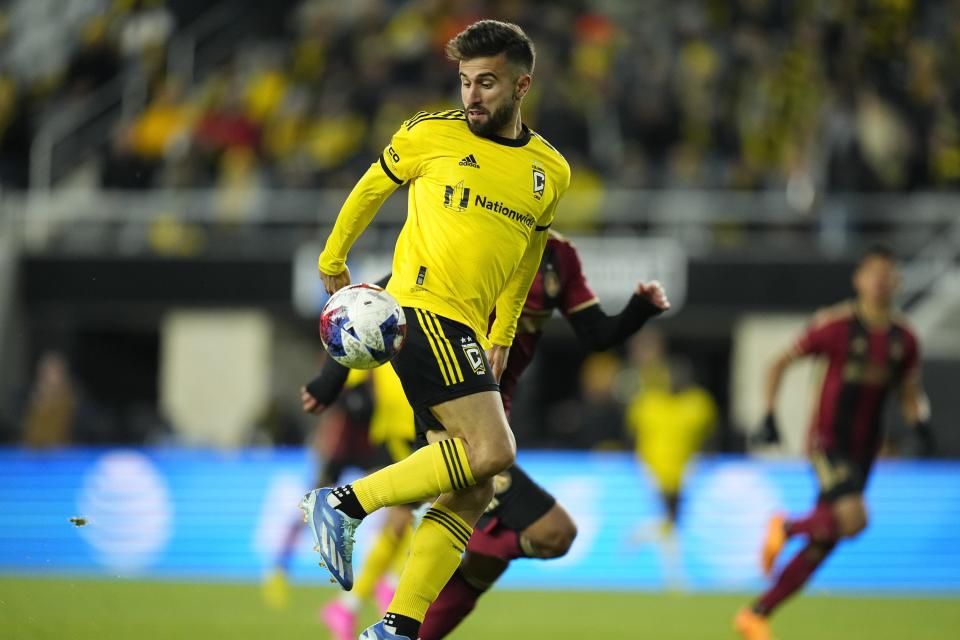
{"left": 794, "top": 302, "right": 920, "bottom": 462}
{"left": 499, "top": 232, "right": 597, "bottom": 416}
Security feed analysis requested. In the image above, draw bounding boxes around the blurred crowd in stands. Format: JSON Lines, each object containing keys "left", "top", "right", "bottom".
{"left": 3, "top": 0, "right": 960, "bottom": 193}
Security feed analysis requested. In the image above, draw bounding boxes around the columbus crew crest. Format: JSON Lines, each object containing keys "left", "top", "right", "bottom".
{"left": 532, "top": 164, "right": 545, "bottom": 200}
{"left": 460, "top": 337, "right": 486, "bottom": 375}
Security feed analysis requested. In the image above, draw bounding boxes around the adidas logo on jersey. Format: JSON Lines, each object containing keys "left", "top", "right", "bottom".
{"left": 458, "top": 154, "right": 480, "bottom": 168}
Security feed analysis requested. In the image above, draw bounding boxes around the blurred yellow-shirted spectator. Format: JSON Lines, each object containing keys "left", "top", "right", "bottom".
{"left": 128, "top": 79, "right": 194, "bottom": 160}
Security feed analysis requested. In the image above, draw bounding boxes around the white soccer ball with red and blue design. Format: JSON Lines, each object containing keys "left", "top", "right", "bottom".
{"left": 319, "top": 283, "right": 406, "bottom": 369}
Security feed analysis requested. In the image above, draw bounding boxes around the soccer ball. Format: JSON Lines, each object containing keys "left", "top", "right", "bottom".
{"left": 319, "top": 283, "right": 407, "bottom": 369}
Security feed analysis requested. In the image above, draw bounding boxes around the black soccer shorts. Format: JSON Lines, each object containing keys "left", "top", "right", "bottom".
{"left": 479, "top": 464, "right": 557, "bottom": 532}
{"left": 812, "top": 450, "right": 873, "bottom": 502}
{"left": 390, "top": 306, "right": 499, "bottom": 435}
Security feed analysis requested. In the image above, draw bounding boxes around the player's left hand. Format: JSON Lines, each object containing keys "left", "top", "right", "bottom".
{"left": 320, "top": 266, "right": 351, "bottom": 295}
{"left": 486, "top": 344, "right": 510, "bottom": 382}
{"left": 636, "top": 280, "right": 670, "bottom": 311}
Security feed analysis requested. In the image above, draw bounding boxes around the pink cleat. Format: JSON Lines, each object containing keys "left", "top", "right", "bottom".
{"left": 374, "top": 578, "right": 397, "bottom": 614}
{"left": 319, "top": 600, "right": 356, "bottom": 640}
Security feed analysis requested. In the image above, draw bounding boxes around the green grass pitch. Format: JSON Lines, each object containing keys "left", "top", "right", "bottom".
{"left": 1, "top": 577, "right": 957, "bottom": 639}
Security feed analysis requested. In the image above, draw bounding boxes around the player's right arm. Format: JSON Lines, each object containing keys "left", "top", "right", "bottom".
{"left": 317, "top": 120, "right": 425, "bottom": 293}
{"left": 758, "top": 306, "right": 844, "bottom": 443}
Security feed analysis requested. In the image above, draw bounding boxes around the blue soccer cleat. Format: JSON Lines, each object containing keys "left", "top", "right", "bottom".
{"left": 300, "top": 487, "right": 361, "bottom": 590}
{"left": 359, "top": 621, "right": 416, "bottom": 640}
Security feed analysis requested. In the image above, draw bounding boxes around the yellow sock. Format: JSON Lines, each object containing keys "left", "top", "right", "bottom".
{"left": 353, "top": 527, "right": 401, "bottom": 601}
{"left": 390, "top": 524, "right": 413, "bottom": 577}
{"left": 387, "top": 504, "right": 472, "bottom": 621}
{"left": 353, "top": 439, "right": 474, "bottom": 514}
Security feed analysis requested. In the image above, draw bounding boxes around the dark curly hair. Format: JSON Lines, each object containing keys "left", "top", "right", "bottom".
{"left": 445, "top": 20, "right": 535, "bottom": 75}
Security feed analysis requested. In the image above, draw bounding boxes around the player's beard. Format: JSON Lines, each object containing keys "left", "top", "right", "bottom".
{"left": 466, "top": 97, "right": 517, "bottom": 138}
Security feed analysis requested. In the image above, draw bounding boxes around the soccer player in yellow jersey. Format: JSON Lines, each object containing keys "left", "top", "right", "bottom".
{"left": 299, "top": 20, "right": 570, "bottom": 640}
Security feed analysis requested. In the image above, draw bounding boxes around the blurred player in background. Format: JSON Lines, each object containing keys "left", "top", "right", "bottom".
{"left": 735, "top": 246, "right": 931, "bottom": 640}
{"left": 420, "top": 231, "right": 669, "bottom": 639}
{"left": 305, "top": 21, "right": 570, "bottom": 640}
{"left": 626, "top": 348, "right": 716, "bottom": 541}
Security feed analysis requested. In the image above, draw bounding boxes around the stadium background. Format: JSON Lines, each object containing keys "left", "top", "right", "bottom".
{"left": 0, "top": 0, "right": 958, "bottom": 638}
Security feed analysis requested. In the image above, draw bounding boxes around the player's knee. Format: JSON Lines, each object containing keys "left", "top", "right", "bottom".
{"left": 527, "top": 522, "right": 577, "bottom": 559}
{"left": 835, "top": 500, "right": 868, "bottom": 538}
{"left": 847, "top": 510, "right": 868, "bottom": 537}
{"left": 457, "top": 477, "right": 496, "bottom": 514}
{"left": 468, "top": 438, "right": 516, "bottom": 479}
{"left": 521, "top": 507, "right": 578, "bottom": 559}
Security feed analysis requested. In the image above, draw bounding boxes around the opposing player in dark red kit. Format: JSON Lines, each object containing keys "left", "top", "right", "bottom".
{"left": 735, "top": 245, "right": 932, "bottom": 640}
{"left": 418, "top": 230, "right": 669, "bottom": 639}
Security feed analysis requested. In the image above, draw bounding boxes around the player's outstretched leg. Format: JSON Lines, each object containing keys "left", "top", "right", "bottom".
{"left": 737, "top": 494, "right": 863, "bottom": 640}
{"left": 301, "top": 431, "right": 484, "bottom": 589}
{"left": 762, "top": 499, "right": 837, "bottom": 576}
{"left": 735, "top": 541, "right": 836, "bottom": 640}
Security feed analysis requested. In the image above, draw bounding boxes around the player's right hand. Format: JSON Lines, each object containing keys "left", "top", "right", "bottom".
{"left": 636, "top": 280, "right": 670, "bottom": 311}
{"left": 320, "top": 266, "right": 351, "bottom": 295}
{"left": 754, "top": 413, "right": 781, "bottom": 445}
{"left": 486, "top": 344, "right": 510, "bottom": 382}
{"left": 300, "top": 386, "right": 327, "bottom": 415}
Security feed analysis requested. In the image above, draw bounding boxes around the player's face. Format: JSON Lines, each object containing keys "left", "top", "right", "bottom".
{"left": 459, "top": 54, "right": 529, "bottom": 137}
{"left": 854, "top": 256, "right": 899, "bottom": 306}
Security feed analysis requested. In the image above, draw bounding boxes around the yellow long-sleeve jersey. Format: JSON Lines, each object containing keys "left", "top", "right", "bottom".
{"left": 318, "top": 109, "right": 570, "bottom": 347}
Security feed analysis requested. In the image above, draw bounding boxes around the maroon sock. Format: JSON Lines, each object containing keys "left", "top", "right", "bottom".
{"left": 754, "top": 541, "right": 835, "bottom": 616}
{"left": 785, "top": 501, "right": 837, "bottom": 543}
{"left": 465, "top": 521, "right": 523, "bottom": 560}
{"left": 419, "top": 569, "right": 484, "bottom": 640}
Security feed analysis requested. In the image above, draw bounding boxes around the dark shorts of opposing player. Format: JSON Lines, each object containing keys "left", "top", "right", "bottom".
{"left": 390, "top": 306, "right": 500, "bottom": 436}
{"left": 812, "top": 450, "right": 873, "bottom": 502}
{"left": 477, "top": 464, "right": 557, "bottom": 532}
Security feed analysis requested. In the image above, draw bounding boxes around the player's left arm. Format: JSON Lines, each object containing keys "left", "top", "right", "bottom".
{"left": 488, "top": 163, "right": 570, "bottom": 378}
{"left": 301, "top": 356, "right": 351, "bottom": 415}
{"left": 487, "top": 228, "right": 549, "bottom": 379}
{"left": 566, "top": 282, "right": 669, "bottom": 351}
{"left": 553, "top": 237, "right": 668, "bottom": 350}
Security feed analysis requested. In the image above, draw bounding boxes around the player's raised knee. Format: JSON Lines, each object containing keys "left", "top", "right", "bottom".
{"left": 467, "top": 437, "right": 516, "bottom": 479}
{"left": 470, "top": 477, "right": 496, "bottom": 509}
{"left": 845, "top": 511, "right": 868, "bottom": 537}
{"left": 532, "top": 522, "right": 577, "bottom": 559}
{"left": 834, "top": 498, "right": 869, "bottom": 538}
